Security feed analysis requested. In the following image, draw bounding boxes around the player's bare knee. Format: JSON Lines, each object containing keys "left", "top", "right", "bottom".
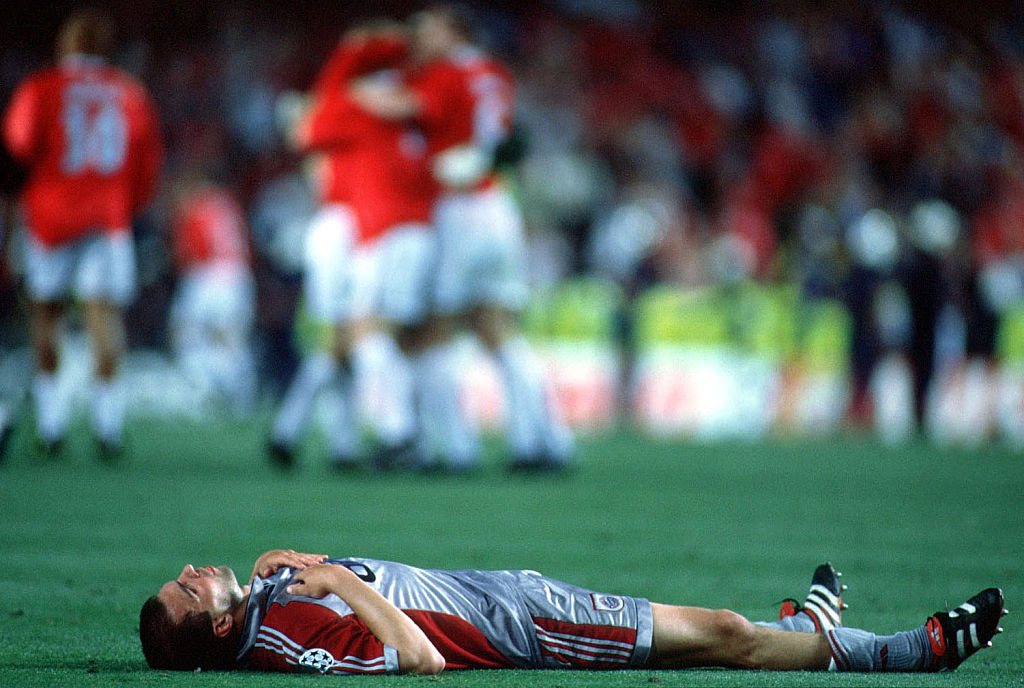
{"left": 710, "top": 610, "right": 760, "bottom": 668}
{"left": 95, "top": 349, "right": 120, "bottom": 379}
{"left": 33, "top": 341, "right": 59, "bottom": 373}
{"left": 91, "top": 334, "right": 122, "bottom": 377}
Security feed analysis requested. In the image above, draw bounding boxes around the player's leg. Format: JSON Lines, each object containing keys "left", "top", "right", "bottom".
{"left": 823, "top": 586, "right": 1005, "bottom": 671}
{"left": 168, "top": 270, "right": 209, "bottom": 394}
{"left": 205, "top": 269, "right": 257, "bottom": 416}
{"left": 270, "top": 345, "right": 339, "bottom": 466}
{"left": 415, "top": 199, "right": 481, "bottom": 470}
{"left": 81, "top": 299, "right": 127, "bottom": 454}
{"left": 29, "top": 299, "right": 67, "bottom": 453}
{"left": 349, "top": 230, "right": 423, "bottom": 470}
{"left": 413, "top": 312, "right": 480, "bottom": 470}
{"left": 24, "top": 234, "right": 76, "bottom": 453}
{"left": 649, "top": 603, "right": 831, "bottom": 670}
{"left": 269, "top": 206, "right": 353, "bottom": 466}
{"left": 650, "top": 586, "right": 1006, "bottom": 672}
{"left": 322, "top": 320, "right": 363, "bottom": 469}
{"left": 468, "top": 192, "right": 573, "bottom": 470}
{"left": 472, "top": 303, "right": 574, "bottom": 471}
{"left": 76, "top": 231, "right": 135, "bottom": 457}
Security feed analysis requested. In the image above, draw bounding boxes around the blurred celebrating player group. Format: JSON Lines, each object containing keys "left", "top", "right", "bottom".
{"left": 268, "top": 5, "right": 573, "bottom": 474}
{"left": 2, "top": 5, "right": 573, "bottom": 473}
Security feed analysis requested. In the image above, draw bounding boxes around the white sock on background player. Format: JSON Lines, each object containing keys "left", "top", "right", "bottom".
{"left": 272, "top": 351, "right": 337, "bottom": 447}
{"left": 91, "top": 377, "right": 125, "bottom": 447}
{"left": 33, "top": 372, "right": 68, "bottom": 444}
{"left": 496, "top": 336, "right": 573, "bottom": 461}
{"left": 495, "top": 337, "right": 538, "bottom": 457}
{"left": 325, "top": 373, "right": 359, "bottom": 462}
{"left": 351, "top": 332, "right": 416, "bottom": 448}
{"left": 414, "top": 343, "right": 479, "bottom": 467}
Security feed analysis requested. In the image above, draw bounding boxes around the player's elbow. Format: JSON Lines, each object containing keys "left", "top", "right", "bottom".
{"left": 423, "top": 650, "right": 446, "bottom": 675}
{"left": 403, "top": 646, "right": 446, "bottom": 675}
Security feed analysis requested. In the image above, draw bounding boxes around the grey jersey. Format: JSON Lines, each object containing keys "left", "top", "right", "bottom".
{"left": 237, "top": 557, "right": 653, "bottom": 674}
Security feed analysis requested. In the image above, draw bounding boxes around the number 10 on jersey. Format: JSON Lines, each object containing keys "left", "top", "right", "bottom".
{"left": 62, "top": 83, "right": 128, "bottom": 175}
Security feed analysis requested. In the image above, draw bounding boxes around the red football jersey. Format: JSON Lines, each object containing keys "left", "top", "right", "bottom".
{"left": 3, "top": 55, "right": 163, "bottom": 247}
{"left": 250, "top": 599, "right": 513, "bottom": 674}
{"left": 408, "top": 45, "right": 515, "bottom": 188}
{"left": 302, "top": 37, "right": 434, "bottom": 244}
{"left": 171, "top": 186, "right": 250, "bottom": 271}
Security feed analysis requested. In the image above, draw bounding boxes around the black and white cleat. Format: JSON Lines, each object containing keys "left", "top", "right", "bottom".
{"left": 926, "top": 587, "right": 1006, "bottom": 671}
{"left": 780, "top": 562, "right": 848, "bottom": 632}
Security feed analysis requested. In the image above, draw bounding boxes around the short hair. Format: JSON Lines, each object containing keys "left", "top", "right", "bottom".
{"left": 139, "top": 596, "right": 238, "bottom": 671}
{"left": 57, "top": 8, "right": 116, "bottom": 59}
{"left": 424, "top": 3, "right": 482, "bottom": 44}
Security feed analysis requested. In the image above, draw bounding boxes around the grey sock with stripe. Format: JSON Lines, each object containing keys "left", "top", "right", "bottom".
{"left": 825, "top": 626, "right": 932, "bottom": 671}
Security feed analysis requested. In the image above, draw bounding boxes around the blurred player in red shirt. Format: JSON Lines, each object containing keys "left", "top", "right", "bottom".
{"left": 352, "top": 4, "right": 573, "bottom": 472}
{"left": 168, "top": 175, "right": 256, "bottom": 416}
{"left": 2, "top": 9, "right": 163, "bottom": 458}
{"left": 269, "top": 24, "right": 436, "bottom": 470}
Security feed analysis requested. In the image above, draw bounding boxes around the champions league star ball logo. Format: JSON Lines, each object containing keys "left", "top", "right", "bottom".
{"left": 299, "top": 648, "right": 337, "bottom": 674}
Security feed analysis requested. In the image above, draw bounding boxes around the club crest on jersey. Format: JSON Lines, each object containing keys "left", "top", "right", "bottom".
{"left": 591, "top": 593, "right": 625, "bottom": 612}
{"left": 298, "top": 648, "right": 337, "bottom": 674}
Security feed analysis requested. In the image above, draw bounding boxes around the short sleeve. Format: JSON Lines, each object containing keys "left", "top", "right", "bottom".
{"left": 2, "top": 77, "right": 42, "bottom": 163}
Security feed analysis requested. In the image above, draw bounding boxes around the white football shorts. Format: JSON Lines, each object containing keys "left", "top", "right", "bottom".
{"left": 302, "top": 204, "right": 357, "bottom": 323}
{"left": 432, "top": 186, "right": 529, "bottom": 315}
{"left": 304, "top": 205, "right": 435, "bottom": 326}
{"left": 375, "top": 222, "right": 435, "bottom": 326}
{"left": 25, "top": 230, "right": 136, "bottom": 306}
{"left": 169, "top": 262, "right": 255, "bottom": 350}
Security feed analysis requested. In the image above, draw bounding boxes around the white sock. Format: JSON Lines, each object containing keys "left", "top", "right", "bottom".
{"left": 496, "top": 337, "right": 573, "bottom": 460}
{"left": 272, "top": 352, "right": 337, "bottom": 446}
{"left": 206, "top": 342, "right": 257, "bottom": 415}
{"left": 92, "top": 377, "right": 125, "bottom": 446}
{"left": 325, "top": 375, "right": 359, "bottom": 460}
{"left": 352, "top": 332, "right": 416, "bottom": 446}
{"left": 414, "top": 343, "right": 479, "bottom": 466}
{"left": 33, "top": 372, "right": 68, "bottom": 443}
{"left": 961, "top": 358, "right": 993, "bottom": 446}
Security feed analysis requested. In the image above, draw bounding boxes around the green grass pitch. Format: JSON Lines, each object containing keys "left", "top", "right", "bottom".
{"left": 0, "top": 417, "right": 1021, "bottom": 687}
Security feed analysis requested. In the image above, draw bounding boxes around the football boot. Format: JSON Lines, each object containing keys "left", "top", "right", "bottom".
{"left": 779, "top": 562, "right": 848, "bottom": 632}
{"left": 925, "top": 587, "right": 1006, "bottom": 671}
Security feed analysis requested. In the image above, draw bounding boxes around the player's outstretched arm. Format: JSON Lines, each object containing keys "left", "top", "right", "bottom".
{"left": 349, "top": 79, "right": 420, "bottom": 120}
{"left": 287, "top": 563, "right": 445, "bottom": 675}
{"left": 250, "top": 549, "right": 328, "bottom": 582}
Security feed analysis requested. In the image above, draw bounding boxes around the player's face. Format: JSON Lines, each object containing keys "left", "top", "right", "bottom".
{"left": 157, "top": 564, "right": 245, "bottom": 622}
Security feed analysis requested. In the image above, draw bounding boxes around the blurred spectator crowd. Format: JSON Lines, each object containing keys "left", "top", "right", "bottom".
{"left": 3, "top": 0, "right": 1024, "bottom": 440}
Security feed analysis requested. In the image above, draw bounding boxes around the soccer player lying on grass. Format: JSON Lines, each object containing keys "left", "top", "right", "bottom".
{"left": 139, "top": 549, "right": 1005, "bottom": 675}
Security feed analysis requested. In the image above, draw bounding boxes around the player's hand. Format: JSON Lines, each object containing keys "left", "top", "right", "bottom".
{"left": 250, "top": 549, "right": 328, "bottom": 582}
{"left": 285, "top": 562, "right": 354, "bottom": 598}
